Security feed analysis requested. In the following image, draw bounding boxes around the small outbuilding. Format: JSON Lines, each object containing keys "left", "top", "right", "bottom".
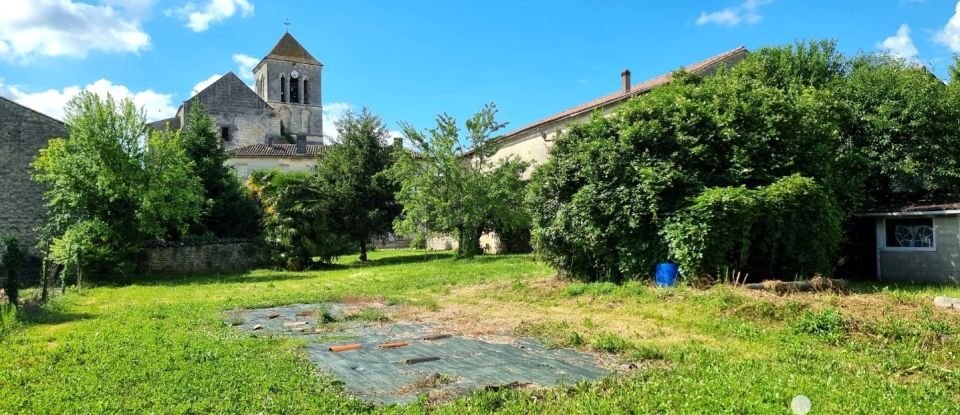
{"left": 860, "top": 203, "right": 960, "bottom": 284}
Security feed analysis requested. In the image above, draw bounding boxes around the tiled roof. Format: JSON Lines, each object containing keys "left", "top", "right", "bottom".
{"left": 497, "top": 46, "right": 749, "bottom": 141}
{"left": 227, "top": 143, "right": 327, "bottom": 158}
{"left": 261, "top": 33, "right": 322, "bottom": 66}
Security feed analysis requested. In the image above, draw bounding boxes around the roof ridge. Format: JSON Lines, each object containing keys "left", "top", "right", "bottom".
{"left": 259, "top": 32, "right": 322, "bottom": 68}
{"left": 497, "top": 46, "right": 749, "bottom": 140}
{"left": 0, "top": 95, "right": 65, "bottom": 125}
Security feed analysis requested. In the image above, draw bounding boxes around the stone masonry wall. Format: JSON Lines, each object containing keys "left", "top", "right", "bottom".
{"left": 140, "top": 241, "right": 263, "bottom": 275}
{"left": 0, "top": 97, "right": 65, "bottom": 256}
{"left": 185, "top": 73, "right": 277, "bottom": 150}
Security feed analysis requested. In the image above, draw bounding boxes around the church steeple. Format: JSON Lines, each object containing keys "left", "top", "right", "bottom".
{"left": 253, "top": 32, "right": 324, "bottom": 142}
{"left": 262, "top": 33, "right": 323, "bottom": 67}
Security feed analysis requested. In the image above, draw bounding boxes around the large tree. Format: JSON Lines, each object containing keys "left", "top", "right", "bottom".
{"left": 179, "top": 103, "right": 259, "bottom": 238}
{"left": 315, "top": 109, "right": 399, "bottom": 261}
{"left": 391, "top": 104, "right": 528, "bottom": 257}
{"left": 33, "top": 92, "right": 203, "bottom": 277}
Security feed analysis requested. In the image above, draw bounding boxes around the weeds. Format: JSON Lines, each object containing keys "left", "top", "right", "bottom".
{"left": 0, "top": 303, "right": 17, "bottom": 340}
{"left": 792, "top": 308, "right": 847, "bottom": 342}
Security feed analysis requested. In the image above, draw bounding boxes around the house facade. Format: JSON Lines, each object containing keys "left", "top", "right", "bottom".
{"left": 861, "top": 204, "right": 960, "bottom": 284}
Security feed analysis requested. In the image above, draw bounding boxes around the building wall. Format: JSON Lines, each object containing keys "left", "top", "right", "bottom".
{"left": 877, "top": 216, "right": 960, "bottom": 284}
{"left": 487, "top": 107, "right": 613, "bottom": 179}
{"left": 425, "top": 232, "right": 502, "bottom": 254}
{"left": 185, "top": 73, "right": 277, "bottom": 150}
{"left": 0, "top": 98, "right": 65, "bottom": 255}
{"left": 255, "top": 59, "right": 323, "bottom": 140}
{"left": 140, "top": 240, "right": 262, "bottom": 275}
{"left": 225, "top": 157, "right": 318, "bottom": 179}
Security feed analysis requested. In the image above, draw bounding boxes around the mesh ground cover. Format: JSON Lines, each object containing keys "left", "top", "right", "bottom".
{"left": 229, "top": 303, "right": 609, "bottom": 404}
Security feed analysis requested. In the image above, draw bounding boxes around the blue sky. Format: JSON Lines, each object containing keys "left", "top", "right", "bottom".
{"left": 3, "top": 0, "right": 960, "bottom": 138}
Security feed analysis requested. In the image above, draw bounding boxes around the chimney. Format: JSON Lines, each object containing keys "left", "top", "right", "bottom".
{"left": 266, "top": 134, "right": 274, "bottom": 147}
{"left": 296, "top": 134, "right": 307, "bottom": 154}
{"left": 621, "top": 69, "right": 631, "bottom": 93}
{"left": 393, "top": 136, "right": 402, "bottom": 148}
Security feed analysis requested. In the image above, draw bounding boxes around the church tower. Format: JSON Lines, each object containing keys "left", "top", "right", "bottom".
{"left": 253, "top": 33, "right": 324, "bottom": 143}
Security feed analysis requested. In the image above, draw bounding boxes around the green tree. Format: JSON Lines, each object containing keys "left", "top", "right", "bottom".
{"left": 246, "top": 171, "right": 351, "bottom": 270}
{"left": 33, "top": 92, "right": 203, "bottom": 278}
{"left": 391, "top": 103, "right": 529, "bottom": 257}
{"left": 179, "top": 103, "right": 260, "bottom": 238}
{"left": 315, "top": 109, "right": 399, "bottom": 261}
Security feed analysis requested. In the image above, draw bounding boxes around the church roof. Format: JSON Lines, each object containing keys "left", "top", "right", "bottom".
{"left": 260, "top": 33, "right": 322, "bottom": 67}
{"left": 188, "top": 72, "right": 271, "bottom": 110}
{"left": 227, "top": 143, "right": 327, "bottom": 158}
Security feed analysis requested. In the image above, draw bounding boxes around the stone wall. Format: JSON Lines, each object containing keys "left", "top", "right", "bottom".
{"left": 0, "top": 97, "right": 65, "bottom": 256}
{"left": 140, "top": 240, "right": 263, "bottom": 275}
{"left": 185, "top": 72, "right": 278, "bottom": 150}
{"left": 255, "top": 58, "right": 324, "bottom": 140}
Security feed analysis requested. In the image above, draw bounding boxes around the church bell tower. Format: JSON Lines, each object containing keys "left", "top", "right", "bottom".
{"left": 253, "top": 33, "right": 324, "bottom": 143}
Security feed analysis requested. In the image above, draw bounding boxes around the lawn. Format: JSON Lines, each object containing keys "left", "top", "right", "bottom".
{"left": 2, "top": 249, "right": 960, "bottom": 414}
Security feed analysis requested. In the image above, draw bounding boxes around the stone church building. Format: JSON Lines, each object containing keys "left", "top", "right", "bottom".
{"left": 152, "top": 32, "right": 327, "bottom": 177}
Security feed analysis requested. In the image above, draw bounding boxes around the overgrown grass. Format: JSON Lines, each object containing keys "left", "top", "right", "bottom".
{"left": 0, "top": 303, "right": 17, "bottom": 340}
{"left": 2, "top": 249, "right": 960, "bottom": 413}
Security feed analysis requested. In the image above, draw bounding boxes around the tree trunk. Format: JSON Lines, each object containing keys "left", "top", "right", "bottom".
{"left": 40, "top": 256, "right": 49, "bottom": 302}
{"left": 456, "top": 225, "right": 483, "bottom": 257}
{"left": 358, "top": 240, "right": 368, "bottom": 262}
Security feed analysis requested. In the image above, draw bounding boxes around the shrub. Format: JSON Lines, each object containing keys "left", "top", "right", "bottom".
{"left": 1, "top": 236, "right": 26, "bottom": 307}
{"left": 663, "top": 175, "right": 842, "bottom": 279}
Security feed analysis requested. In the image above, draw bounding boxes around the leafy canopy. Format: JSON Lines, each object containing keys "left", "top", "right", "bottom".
{"left": 391, "top": 103, "right": 529, "bottom": 257}
{"left": 33, "top": 92, "right": 203, "bottom": 277}
{"left": 315, "top": 109, "right": 400, "bottom": 261}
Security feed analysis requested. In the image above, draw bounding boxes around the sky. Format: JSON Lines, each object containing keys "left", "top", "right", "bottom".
{"left": 2, "top": 0, "right": 960, "bottom": 139}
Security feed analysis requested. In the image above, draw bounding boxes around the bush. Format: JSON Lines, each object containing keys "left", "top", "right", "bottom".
{"left": 1, "top": 236, "right": 26, "bottom": 307}
{"left": 663, "top": 175, "right": 841, "bottom": 279}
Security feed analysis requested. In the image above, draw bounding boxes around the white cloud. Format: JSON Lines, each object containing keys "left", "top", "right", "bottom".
{"left": 0, "top": 79, "right": 175, "bottom": 122}
{"left": 100, "top": 0, "right": 158, "bottom": 18}
{"left": 696, "top": 0, "right": 772, "bottom": 27}
{"left": 936, "top": 1, "right": 960, "bottom": 53}
{"left": 0, "top": 0, "right": 150, "bottom": 61}
{"left": 878, "top": 24, "right": 919, "bottom": 61}
{"left": 190, "top": 74, "right": 222, "bottom": 97}
{"left": 232, "top": 53, "right": 259, "bottom": 81}
{"left": 170, "top": 0, "right": 254, "bottom": 32}
{"left": 322, "top": 102, "right": 355, "bottom": 143}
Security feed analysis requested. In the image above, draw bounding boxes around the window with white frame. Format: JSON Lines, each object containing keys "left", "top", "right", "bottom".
{"left": 884, "top": 217, "right": 935, "bottom": 249}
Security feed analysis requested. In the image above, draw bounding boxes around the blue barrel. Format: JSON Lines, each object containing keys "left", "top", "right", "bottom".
{"left": 655, "top": 261, "right": 680, "bottom": 287}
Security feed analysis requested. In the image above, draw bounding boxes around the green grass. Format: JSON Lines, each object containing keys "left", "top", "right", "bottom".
{"left": 2, "top": 249, "right": 960, "bottom": 413}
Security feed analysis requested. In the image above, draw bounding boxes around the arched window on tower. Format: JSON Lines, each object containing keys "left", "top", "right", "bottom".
{"left": 303, "top": 80, "right": 310, "bottom": 105}
{"left": 290, "top": 77, "right": 300, "bottom": 104}
{"left": 280, "top": 75, "right": 287, "bottom": 103}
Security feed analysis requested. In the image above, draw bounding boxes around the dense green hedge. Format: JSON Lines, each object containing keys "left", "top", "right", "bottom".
{"left": 663, "top": 175, "right": 841, "bottom": 279}
{"left": 527, "top": 41, "right": 960, "bottom": 282}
